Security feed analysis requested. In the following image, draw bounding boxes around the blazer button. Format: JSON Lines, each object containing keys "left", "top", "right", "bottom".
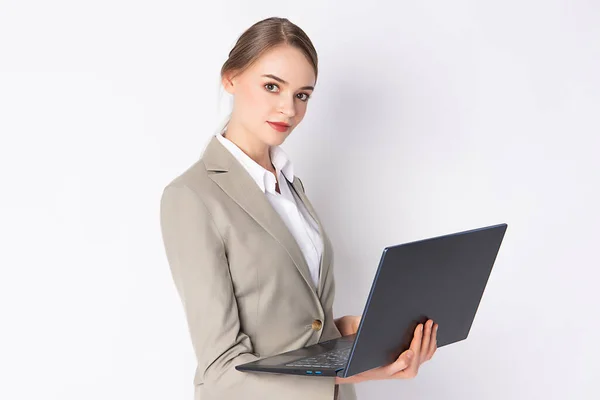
{"left": 311, "top": 319, "right": 323, "bottom": 331}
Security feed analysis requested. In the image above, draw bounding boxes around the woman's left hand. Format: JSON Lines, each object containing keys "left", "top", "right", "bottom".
{"left": 360, "top": 319, "right": 438, "bottom": 382}
{"left": 336, "top": 318, "right": 438, "bottom": 384}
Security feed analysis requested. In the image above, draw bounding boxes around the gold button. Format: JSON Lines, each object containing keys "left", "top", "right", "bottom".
{"left": 311, "top": 319, "right": 323, "bottom": 331}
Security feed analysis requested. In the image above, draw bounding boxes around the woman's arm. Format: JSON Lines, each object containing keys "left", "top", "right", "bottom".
{"left": 160, "top": 184, "right": 338, "bottom": 399}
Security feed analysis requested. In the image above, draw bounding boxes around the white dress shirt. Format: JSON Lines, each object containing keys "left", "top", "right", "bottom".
{"left": 215, "top": 129, "right": 323, "bottom": 288}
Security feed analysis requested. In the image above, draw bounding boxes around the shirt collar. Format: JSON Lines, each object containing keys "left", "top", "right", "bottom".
{"left": 215, "top": 129, "right": 295, "bottom": 194}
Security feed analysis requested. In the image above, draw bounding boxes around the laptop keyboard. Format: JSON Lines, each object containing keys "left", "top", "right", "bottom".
{"left": 285, "top": 347, "right": 352, "bottom": 369}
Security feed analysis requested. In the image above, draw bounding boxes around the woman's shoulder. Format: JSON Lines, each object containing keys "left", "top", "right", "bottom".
{"left": 161, "top": 158, "right": 215, "bottom": 202}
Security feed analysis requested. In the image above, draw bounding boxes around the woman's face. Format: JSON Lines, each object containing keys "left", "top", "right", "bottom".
{"left": 222, "top": 44, "right": 316, "bottom": 147}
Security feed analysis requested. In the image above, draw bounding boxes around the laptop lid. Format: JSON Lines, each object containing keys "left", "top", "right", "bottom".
{"left": 341, "top": 223, "right": 507, "bottom": 378}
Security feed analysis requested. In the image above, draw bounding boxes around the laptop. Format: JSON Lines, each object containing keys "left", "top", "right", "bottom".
{"left": 236, "top": 223, "right": 508, "bottom": 378}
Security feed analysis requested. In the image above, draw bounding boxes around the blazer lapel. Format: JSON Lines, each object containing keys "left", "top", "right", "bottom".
{"left": 288, "top": 177, "right": 331, "bottom": 299}
{"left": 201, "top": 136, "right": 320, "bottom": 297}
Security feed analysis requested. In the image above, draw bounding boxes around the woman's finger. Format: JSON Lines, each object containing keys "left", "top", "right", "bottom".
{"left": 386, "top": 350, "right": 413, "bottom": 376}
{"left": 403, "top": 323, "right": 424, "bottom": 377}
{"left": 427, "top": 324, "right": 438, "bottom": 360}
{"left": 412, "top": 323, "right": 424, "bottom": 351}
{"left": 420, "top": 320, "right": 433, "bottom": 360}
{"left": 389, "top": 358, "right": 418, "bottom": 379}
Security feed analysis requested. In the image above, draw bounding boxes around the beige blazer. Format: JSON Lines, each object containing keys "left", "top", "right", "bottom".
{"left": 160, "top": 136, "right": 358, "bottom": 400}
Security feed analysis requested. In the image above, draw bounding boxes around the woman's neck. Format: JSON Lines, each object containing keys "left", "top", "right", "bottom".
{"left": 223, "top": 125, "right": 272, "bottom": 172}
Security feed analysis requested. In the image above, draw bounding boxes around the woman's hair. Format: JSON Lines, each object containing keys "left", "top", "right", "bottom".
{"left": 216, "top": 17, "right": 318, "bottom": 134}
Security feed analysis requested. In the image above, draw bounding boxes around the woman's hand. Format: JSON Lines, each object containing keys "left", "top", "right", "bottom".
{"left": 336, "top": 319, "right": 438, "bottom": 384}
{"left": 334, "top": 315, "right": 361, "bottom": 337}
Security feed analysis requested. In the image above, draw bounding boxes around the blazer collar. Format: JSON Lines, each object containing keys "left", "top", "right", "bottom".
{"left": 215, "top": 131, "right": 295, "bottom": 194}
{"left": 202, "top": 135, "right": 330, "bottom": 299}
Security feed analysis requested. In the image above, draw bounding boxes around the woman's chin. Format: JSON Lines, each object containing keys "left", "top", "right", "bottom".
{"left": 263, "top": 131, "right": 289, "bottom": 146}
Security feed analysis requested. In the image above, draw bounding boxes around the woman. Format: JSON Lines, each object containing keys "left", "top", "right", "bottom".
{"left": 160, "top": 17, "right": 438, "bottom": 400}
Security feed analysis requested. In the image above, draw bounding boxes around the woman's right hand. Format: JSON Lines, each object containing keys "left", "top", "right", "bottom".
{"left": 336, "top": 319, "right": 438, "bottom": 384}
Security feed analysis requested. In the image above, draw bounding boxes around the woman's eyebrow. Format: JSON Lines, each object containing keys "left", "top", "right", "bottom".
{"left": 261, "top": 74, "right": 314, "bottom": 91}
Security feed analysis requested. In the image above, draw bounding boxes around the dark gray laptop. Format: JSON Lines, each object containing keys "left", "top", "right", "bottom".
{"left": 236, "top": 223, "right": 508, "bottom": 378}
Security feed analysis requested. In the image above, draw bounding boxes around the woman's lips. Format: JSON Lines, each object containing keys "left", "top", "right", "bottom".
{"left": 267, "top": 121, "right": 290, "bottom": 132}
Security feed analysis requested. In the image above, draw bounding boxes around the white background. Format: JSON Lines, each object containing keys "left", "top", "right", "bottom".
{"left": 1, "top": 1, "right": 598, "bottom": 399}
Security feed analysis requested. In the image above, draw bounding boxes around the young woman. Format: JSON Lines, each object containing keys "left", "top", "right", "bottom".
{"left": 160, "top": 17, "right": 438, "bottom": 400}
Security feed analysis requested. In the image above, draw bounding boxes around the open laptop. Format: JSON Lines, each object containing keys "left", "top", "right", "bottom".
{"left": 236, "top": 223, "right": 508, "bottom": 378}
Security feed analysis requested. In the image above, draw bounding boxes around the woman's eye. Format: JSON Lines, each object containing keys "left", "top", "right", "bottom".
{"left": 265, "top": 83, "right": 278, "bottom": 92}
{"left": 297, "top": 93, "right": 310, "bottom": 102}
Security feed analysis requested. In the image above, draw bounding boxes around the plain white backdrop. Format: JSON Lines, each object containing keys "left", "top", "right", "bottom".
{"left": 1, "top": 1, "right": 598, "bottom": 399}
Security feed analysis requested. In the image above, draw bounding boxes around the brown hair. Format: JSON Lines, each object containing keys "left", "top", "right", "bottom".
{"left": 221, "top": 17, "right": 318, "bottom": 83}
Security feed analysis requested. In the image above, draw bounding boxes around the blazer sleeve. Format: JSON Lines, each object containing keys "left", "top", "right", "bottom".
{"left": 160, "top": 184, "right": 338, "bottom": 400}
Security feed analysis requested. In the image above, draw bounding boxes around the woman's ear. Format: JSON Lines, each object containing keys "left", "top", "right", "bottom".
{"left": 221, "top": 71, "right": 237, "bottom": 95}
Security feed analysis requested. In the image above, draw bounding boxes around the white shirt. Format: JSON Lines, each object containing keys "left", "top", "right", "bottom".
{"left": 215, "top": 129, "right": 323, "bottom": 288}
